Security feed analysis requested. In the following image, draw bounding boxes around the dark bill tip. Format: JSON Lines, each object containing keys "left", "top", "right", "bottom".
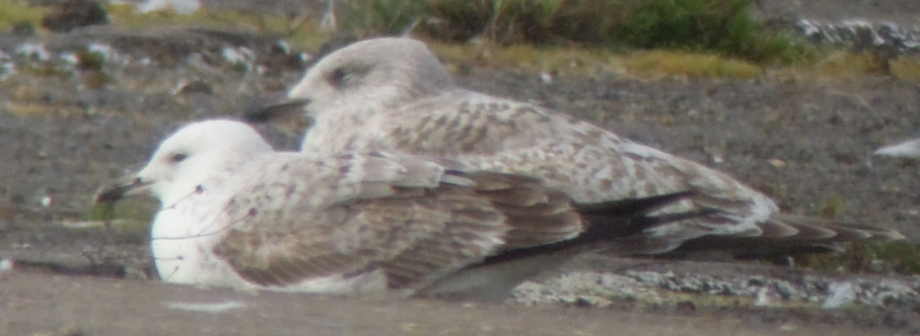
{"left": 242, "top": 91, "right": 309, "bottom": 123}
{"left": 95, "top": 177, "right": 146, "bottom": 204}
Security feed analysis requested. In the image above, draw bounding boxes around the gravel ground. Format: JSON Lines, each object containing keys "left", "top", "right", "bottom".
{"left": 1, "top": 0, "right": 920, "bottom": 334}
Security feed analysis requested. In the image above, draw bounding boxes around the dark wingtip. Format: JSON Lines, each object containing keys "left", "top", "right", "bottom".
{"left": 575, "top": 190, "right": 697, "bottom": 217}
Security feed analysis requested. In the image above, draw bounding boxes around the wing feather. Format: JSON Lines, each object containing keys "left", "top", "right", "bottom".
{"left": 211, "top": 154, "right": 523, "bottom": 290}
{"left": 210, "top": 151, "right": 614, "bottom": 291}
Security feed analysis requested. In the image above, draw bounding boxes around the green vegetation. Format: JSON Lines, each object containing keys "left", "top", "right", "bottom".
{"left": 614, "top": 0, "right": 811, "bottom": 64}
{"left": 801, "top": 241, "right": 920, "bottom": 275}
{"left": 75, "top": 48, "right": 106, "bottom": 71}
{"left": 891, "top": 57, "right": 920, "bottom": 82}
{"left": 84, "top": 198, "right": 154, "bottom": 222}
{"left": 102, "top": 3, "right": 329, "bottom": 49}
{"left": 96, "top": 0, "right": 920, "bottom": 79}
{"left": 344, "top": 0, "right": 816, "bottom": 65}
{"left": 74, "top": 47, "right": 114, "bottom": 88}
{"left": 0, "top": 0, "right": 45, "bottom": 31}
{"left": 1, "top": 0, "right": 917, "bottom": 80}
{"left": 339, "top": 0, "right": 427, "bottom": 36}
{"left": 18, "top": 61, "right": 71, "bottom": 78}
{"left": 427, "top": 41, "right": 767, "bottom": 78}
{"left": 81, "top": 198, "right": 156, "bottom": 244}
{"left": 623, "top": 50, "right": 761, "bottom": 78}
{"left": 766, "top": 51, "right": 920, "bottom": 83}
{"left": 787, "top": 194, "right": 920, "bottom": 276}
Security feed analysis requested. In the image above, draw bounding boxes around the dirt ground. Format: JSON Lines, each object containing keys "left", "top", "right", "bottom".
{"left": 2, "top": 271, "right": 913, "bottom": 336}
{"left": 1, "top": 0, "right": 920, "bottom": 335}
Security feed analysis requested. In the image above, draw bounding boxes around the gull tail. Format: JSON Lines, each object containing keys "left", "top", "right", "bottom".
{"left": 665, "top": 213, "right": 905, "bottom": 259}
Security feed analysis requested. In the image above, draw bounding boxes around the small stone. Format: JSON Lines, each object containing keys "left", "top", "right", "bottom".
{"left": 137, "top": 0, "right": 201, "bottom": 15}
{"left": 0, "top": 259, "right": 13, "bottom": 272}
{"left": 41, "top": 0, "right": 109, "bottom": 33}
{"left": 822, "top": 281, "right": 856, "bottom": 309}
{"left": 675, "top": 300, "right": 696, "bottom": 313}
{"left": 124, "top": 266, "right": 149, "bottom": 281}
{"left": 173, "top": 80, "right": 213, "bottom": 96}
{"left": 10, "top": 22, "right": 35, "bottom": 36}
{"left": 754, "top": 287, "right": 772, "bottom": 307}
{"left": 769, "top": 158, "right": 786, "bottom": 168}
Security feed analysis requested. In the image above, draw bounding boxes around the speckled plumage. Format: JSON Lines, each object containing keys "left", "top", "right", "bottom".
{"left": 287, "top": 37, "right": 903, "bottom": 252}
{"left": 105, "top": 120, "right": 692, "bottom": 300}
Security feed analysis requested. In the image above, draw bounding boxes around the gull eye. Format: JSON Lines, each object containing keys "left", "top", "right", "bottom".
{"left": 326, "top": 64, "right": 370, "bottom": 89}
{"left": 327, "top": 67, "right": 347, "bottom": 88}
{"left": 171, "top": 153, "right": 188, "bottom": 163}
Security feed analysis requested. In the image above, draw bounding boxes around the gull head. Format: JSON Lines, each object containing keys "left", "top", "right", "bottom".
{"left": 97, "top": 120, "right": 273, "bottom": 206}
{"left": 286, "top": 37, "right": 454, "bottom": 118}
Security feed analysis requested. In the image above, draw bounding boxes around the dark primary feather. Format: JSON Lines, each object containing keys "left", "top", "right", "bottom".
{"left": 660, "top": 213, "right": 906, "bottom": 260}
{"left": 416, "top": 190, "right": 704, "bottom": 301}
{"left": 466, "top": 192, "right": 711, "bottom": 269}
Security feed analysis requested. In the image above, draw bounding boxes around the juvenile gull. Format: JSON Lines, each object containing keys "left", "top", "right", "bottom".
{"left": 273, "top": 37, "right": 903, "bottom": 255}
{"left": 97, "top": 120, "right": 699, "bottom": 300}
{"left": 875, "top": 131, "right": 920, "bottom": 158}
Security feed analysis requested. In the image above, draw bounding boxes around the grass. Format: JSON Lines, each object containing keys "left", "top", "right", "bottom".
{"left": 429, "top": 41, "right": 765, "bottom": 79}
{"left": 0, "top": 0, "right": 327, "bottom": 49}
{"left": 102, "top": 3, "right": 329, "bottom": 50}
{"left": 769, "top": 51, "right": 920, "bottom": 83}
{"left": 788, "top": 193, "right": 920, "bottom": 276}
{"left": 891, "top": 57, "right": 920, "bottom": 83}
{"left": 0, "top": 0, "right": 45, "bottom": 31}
{"left": 84, "top": 198, "right": 155, "bottom": 222}
{"left": 338, "top": 0, "right": 426, "bottom": 37}
{"left": 388, "top": 37, "right": 920, "bottom": 80}
{"left": 623, "top": 50, "right": 762, "bottom": 78}
{"left": 79, "top": 198, "right": 156, "bottom": 244}
{"left": 432, "top": 42, "right": 621, "bottom": 75}
{"left": 801, "top": 241, "right": 920, "bottom": 275}
{"left": 3, "top": 1, "right": 919, "bottom": 81}
{"left": 95, "top": 3, "right": 920, "bottom": 81}
{"left": 814, "top": 51, "right": 892, "bottom": 77}
{"left": 416, "top": 0, "right": 815, "bottom": 65}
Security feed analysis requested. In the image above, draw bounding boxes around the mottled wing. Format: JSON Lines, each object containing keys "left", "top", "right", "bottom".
{"left": 348, "top": 91, "right": 778, "bottom": 240}
{"left": 357, "top": 91, "right": 905, "bottom": 251}
{"left": 461, "top": 171, "right": 583, "bottom": 249}
{"left": 383, "top": 171, "right": 599, "bottom": 291}
{"left": 211, "top": 152, "right": 513, "bottom": 290}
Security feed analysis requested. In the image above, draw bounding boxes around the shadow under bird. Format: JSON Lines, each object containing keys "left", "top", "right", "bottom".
{"left": 98, "top": 119, "right": 708, "bottom": 301}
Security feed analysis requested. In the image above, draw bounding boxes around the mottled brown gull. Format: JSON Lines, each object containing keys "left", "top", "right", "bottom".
{"left": 97, "top": 120, "right": 699, "bottom": 301}
{"left": 274, "top": 37, "right": 903, "bottom": 255}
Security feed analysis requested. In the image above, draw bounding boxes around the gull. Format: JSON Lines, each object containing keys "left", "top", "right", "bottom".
{"left": 136, "top": 0, "right": 201, "bottom": 15}
{"left": 97, "top": 119, "right": 701, "bottom": 301}
{"left": 875, "top": 132, "right": 920, "bottom": 158}
{"left": 260, "top": 37, "right": 904, "bottom": 255}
